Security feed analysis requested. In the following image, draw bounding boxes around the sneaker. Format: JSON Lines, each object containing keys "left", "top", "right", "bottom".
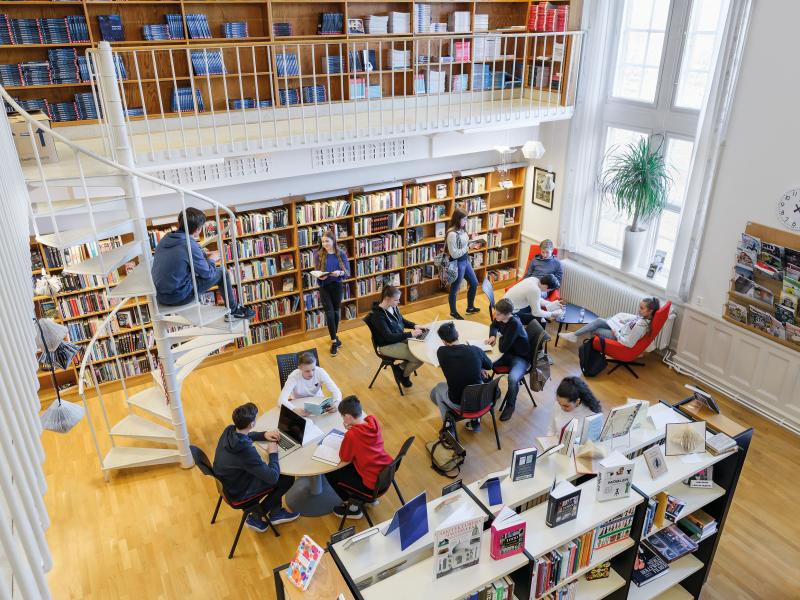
{"left": 366, "top": 498, "right": 380, "bottom": 507}
{"left": 334, "top": 338, "right": 343, "bottom": 348}
{"left": 333, "top": 503, "right": 363, "bottom": 520}
{"left": 466, "top": 307, "right": 481, "bottom": 314}
{"left": 559, "top": 331, "right": 577, "bottom": 343}
{"left": 400, "top": 375, "right": 413, "bottom": 388}
{"left": 450, "top": 311, "right": 465, "bottom": 320}
{"left": 244, "top": 514, "right": 269, "bottom": 533}
{"left": 499, "top": 403, "right": 515, "bottom": 422}
{"left": 330, "top": 342, "right": 338, "bottom": 357}
{"left": 268, "top": 507, "right": 300, "bottom": 525}
{"left": 465, "top": 419, "right": 481, "bottom": 432}
{"left": 226, "top": 304, "right": 256, "bottom": 321}
{"left": 391, "top": 364, "right": 404, "bottom": 383}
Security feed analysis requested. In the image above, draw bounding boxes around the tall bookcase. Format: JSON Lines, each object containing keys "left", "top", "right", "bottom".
{"left": 31, "top": 163, "right": 525, "bottom": 401}
{"left": 2, "top": 0, "right": 581, "bottom": 126}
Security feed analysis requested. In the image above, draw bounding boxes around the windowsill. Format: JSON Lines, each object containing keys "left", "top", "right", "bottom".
{"left": 568, "top": 246, "right": 669, "bottom": 294}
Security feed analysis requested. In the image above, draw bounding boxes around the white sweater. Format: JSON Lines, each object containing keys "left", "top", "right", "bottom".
{"left": 503, "top": 277, "right": 560, "bottom": 319}
{"left": 547, "top": 402, "right": 598, "bottom": 437}
{"left": 277, "top": 366, "right": 342, "bottom": 410}
{"left": 606, "top": 313, "right": 650, "bottom": 348}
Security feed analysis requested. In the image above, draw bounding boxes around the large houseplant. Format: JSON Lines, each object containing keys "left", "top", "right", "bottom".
{"left": 599, "top": 136, "right": 672, "bottom": 272}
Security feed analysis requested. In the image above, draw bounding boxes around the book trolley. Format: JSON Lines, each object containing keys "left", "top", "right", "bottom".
{"left": 326, "top": 400, "right": 751, "bottom": 600}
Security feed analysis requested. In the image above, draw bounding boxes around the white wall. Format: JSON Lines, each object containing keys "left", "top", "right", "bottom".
{"left": 688, "top": 0, "right": 800, "bottom": 312}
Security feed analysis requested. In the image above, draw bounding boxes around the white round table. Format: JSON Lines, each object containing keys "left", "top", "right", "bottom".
{"left": 408, "top": 319, "right": 501, "bottom": 365}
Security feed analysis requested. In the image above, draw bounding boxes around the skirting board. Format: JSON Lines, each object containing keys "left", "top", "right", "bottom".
{"left": 667, "top": 305, "right": 800, "bottom": 435}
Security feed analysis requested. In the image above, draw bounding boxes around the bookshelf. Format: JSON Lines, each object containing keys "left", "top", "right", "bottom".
{"left": 1, "top": 0, "right": 581, "bottom": 125}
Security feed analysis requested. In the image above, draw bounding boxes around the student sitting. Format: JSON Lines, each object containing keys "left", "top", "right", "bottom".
{"left": 430, "top": 322, "right": 493, "bottom": 432}
{"left": 151, "top": 207, "right": 255, "bottom": 321}
{"left": 365, "top": 285, "right": 424, "bottom": 388}
{"left": 277, "top": 352, "right": 342, "bottom": 416}
{"left": 525, "top": 239, "right": 563, "bottom": 299}
{"left": 212, "top": 402, "right": 299, "bottom": 532}
{"left": 547, "top": 376, "right": 603, "bottom": 436}
{"left": 503, "top": 274, "right": 564, "bottom": 324}
{"left": 559, "top": 297, "right": 661, "bottom": 348}
{"left": 324, "top": 396, "right": 393, "bottom": 520}
{"left": 485, "top": 298, "right": 530, "bottom": 422}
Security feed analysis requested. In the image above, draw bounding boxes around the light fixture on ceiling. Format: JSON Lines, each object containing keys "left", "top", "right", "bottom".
{"left": 521, "top": 140, "right": 546, "bottom": 160}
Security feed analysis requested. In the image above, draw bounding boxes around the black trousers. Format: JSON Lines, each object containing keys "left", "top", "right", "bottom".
{"left": 319, "top": 281, "right": 343, "bottom": 341}
{"left": 237, "top": 474, "right": 295, "bottom": 514}
{"left": 325, "top": 463, "right": 373, "bottom": 501}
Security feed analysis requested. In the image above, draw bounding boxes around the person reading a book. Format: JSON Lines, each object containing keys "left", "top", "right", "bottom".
{"left": 365, "top": 285, "right": 424, "bottom": 388}
{"left": 524, "top": 239, "right": 563, "bottom": 297}
{"left": 277, "top": 352, "right": 342, "bottom": 416}
{"left": 446, "top": 208, "right": 480, "bottom": 320}
{"left": 315, "top": 230, "right": 350, "bottom": 357}
{"left": 502, "top": 274, "right": 564, "bottom": 324}
{"left": 547, "top": 377, "right": 603, "bottom": 436}
{"left": 324, "top": 396, "right": 393, "bottom": 520}
{"left": 430, "top": 321, "right": 493, "bottom": 432}
{"left": 486, "top": 298, "right": 530, "bottom": 422}
{"left": 559, "top": 297, "right": 661, "bottom": 348}
{"left": 212, "top": 402, "right": 299, "bottom": 532}
{"left": 151, "top": 207, "right": 255, "bottom": 321}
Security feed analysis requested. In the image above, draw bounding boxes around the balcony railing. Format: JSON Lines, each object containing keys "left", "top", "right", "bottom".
{"left": 87, "top": 31, "right": 584, "bottom": 166}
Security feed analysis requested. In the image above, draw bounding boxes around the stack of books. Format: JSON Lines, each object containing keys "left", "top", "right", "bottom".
{"left": 20, "top": 61, "right": 52, "bottom": 86}
{"left": 323, "top": 54, "right": 342, "bottom": 74}
{"left": 472, "top": 64, "right": 492, "bottom": 90}
{"left": 389, "top": 49, "right": 410, "bottom": 70}
{"left": 413, "top": 3, "right": 431, "bottom": 33}
{"left": 426, "top": 69, "right": 446, "bottom": 94}
{"left": 451, "top": 73, "right": 468, "bottom": 93}
{"left": 302, "top": 84, "right": 326, "bottom": 104}
{"left": 413, "top": 73, "right": 426, "bottom": 95}
{"left": 223, "top": 22, "right": 248, "bottom": 38}
{"left": 77, "top": 56, "right": 90, "bottom": 82}
{"left": 678, "top": 510, "right": 717, "bottom": 542}
{"left": 186, "top": 14, "right": 212, "bottom": 39}
{"left": 11, "top": 19, "right": 43, "bottom": 44}
{"left": 366, "top": 15, "right": 388, "bottom": 35}
{"left": 275, "top": 53, "right": 299, "bottom": 76}
{"left": 0, "top": 64, "right": 23, "bottom": 87}
{"left": 349, "top": 49, "right": 376, "bottom": 72}
{"left": 171, "top": 87, "right": 205, "bottom": 113}
{"left": 273, "top": 22, "right": 293, "bottom": 37}
{"left": 453, "top": 40, "right": 471, "bottom": 62}
{"left": 473, "top": 36, "right": 501, "bottom": 61}
{"left": 97, "top": 15, "right": 124, "bottom": 42}
{"left": 706, "top": 432, "right": 736, "bottom": 455}
{"left": 68, "top": 16, "right": 90, "bottom": 42}
{"left": 126, "top": 107, "right": 145, "bottom": 117}
{"left": 528, "top": 2, "right": 569, "bottom": 32}
{"left": 317, "top": 13, "right": 343, "bottom": 35}
{"left": 348, "top": 78, "right": 366, "bottom": 99}
{"left": 19, "top": 98, "right": 51, "bottom": 118}
{"left": 75, "top": 92, "right": 98, "bottom": 120}
{"left": 50, "top": 100, "right": 78, "bottom": 122}
{"left": 474, "top": 14, "right": 489, "bottom": 32}
{"left": 430, "top": 23, "right": 447, "bottom": 33}
{"left": 40, "top": 18, "right": 70, "bottom": 44}
{"left": 229, "top": 98, "right": 272, "bottom": 109}
{"left": 190, "top": 50, "right": 226, "bottom": 75}
{"left": 278, "top": 88, "right": 300, "bottom": 105}
{"left": 0, "top": 15, "right": 12, "bottom": 45}
{"left": 142, "top": 24, "right": 171, "bottom": 41}
{"left": 448, "top": 11, "right": 471, "bottom": 33}
{"left": 111, "top": 54, "right": 127, "bottom": 80}
{"left": 388, "top": 11, "right": 410, "bottom": 34}
{"left": 47, "top": 48, "right": 79, "bottom": 84}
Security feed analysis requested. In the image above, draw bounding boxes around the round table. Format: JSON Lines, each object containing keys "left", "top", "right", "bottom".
{"left": 254, "top": 406, "right": 347, "bottom": 516}
{"left": 408, "top": 319, "right": 501, "bottom": 365}
{"left": 554, "top": 303, "right": 599, "bottom": 347}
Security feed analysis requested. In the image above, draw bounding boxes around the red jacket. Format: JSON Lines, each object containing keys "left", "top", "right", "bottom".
{"left": 339, "top": 415, "right": 393, "bottom": 490}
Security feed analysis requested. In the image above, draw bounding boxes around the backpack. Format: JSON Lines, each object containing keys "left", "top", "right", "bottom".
{"left": 433, "top": 252, "right": 458, "bottom": 287}
{"left": 579, "top": 337, "right": 607, "bottom": 377}
{"left": 425, "top": 422, "right": 466, "bottom": 478}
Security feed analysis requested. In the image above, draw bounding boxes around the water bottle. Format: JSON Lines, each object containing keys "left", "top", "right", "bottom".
{"left": 579, "top": 307, "right": 585, "bottom": 322}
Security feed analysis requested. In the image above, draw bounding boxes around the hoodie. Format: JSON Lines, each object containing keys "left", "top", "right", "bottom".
{"left": 339, "top": 415, "right": 393, "bottom": 490}
{"left": 212, "top": 425, "right": 280, "bottom": 502}
{"left": 151, "top": 230, "right": 218, "bottom": 305}
{"left": 365, "top": 301, "right": 416, "bottom": 347}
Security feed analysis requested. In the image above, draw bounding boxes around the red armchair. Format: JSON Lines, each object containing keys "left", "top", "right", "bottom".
{"left": 505, "top": 243, "right": 561, "bottom": 301}
{"left": 592, "top": 301, "right": 672, "bottom": 378}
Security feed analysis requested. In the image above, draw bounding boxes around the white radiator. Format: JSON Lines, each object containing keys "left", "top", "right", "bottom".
{"left": 559, "top": 260, "right": 676, "bottom": 350}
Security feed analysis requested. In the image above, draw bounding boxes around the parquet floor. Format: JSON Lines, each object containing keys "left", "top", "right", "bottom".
{"left": 41, "top": 296, "right": 800, "bottom": 599}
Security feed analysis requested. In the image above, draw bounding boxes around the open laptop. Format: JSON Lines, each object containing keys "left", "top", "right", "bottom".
{"left": 273, "top": 405, "right": 308, "bottom": 458}
{"left": 415, "top": 313, "right": 439, "bottom": 340}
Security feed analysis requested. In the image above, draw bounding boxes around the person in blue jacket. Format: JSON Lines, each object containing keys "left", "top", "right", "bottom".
{"left": 213, "top": 402, "right": 299, "bottom": 531}
{"left": 151, "top": 207, "right": 254, "bottom": 320}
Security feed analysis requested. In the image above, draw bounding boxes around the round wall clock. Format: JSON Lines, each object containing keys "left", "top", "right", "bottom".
{"left": 777, "top": 188, "right": 800, "bottom": 231}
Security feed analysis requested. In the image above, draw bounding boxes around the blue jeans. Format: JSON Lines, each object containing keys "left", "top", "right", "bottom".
{"left": 448, "top": 256, "right": 478, "bottom": 314}
{"left": 162, "top": 268, "right": 236, "bottom": 308}
{"left": 574, "top": 318, "right": 615, "bottom": 341}
{"left": 238, "top": 474, "right": 295, "bottom": 513}
{"left": 493, "top": 354, "right": 528, "bottom": 409}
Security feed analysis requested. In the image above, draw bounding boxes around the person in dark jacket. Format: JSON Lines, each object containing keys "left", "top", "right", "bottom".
{"left": 364, "top": 285, "right": 424, "bottom": 387}
{"left": 485, "top": 298, "right": 530, "bottom": 421}
{"left": 524, "top": 239, "right": 563, "bottom": 296}
{"left": 151, "top": 207, "right": 255, "bottom": 320}
{"left": 212, "top": 402, "right": 299, "bottom": 532}
{"left": 430, "top": 321, "right": 492, "bottom": 432}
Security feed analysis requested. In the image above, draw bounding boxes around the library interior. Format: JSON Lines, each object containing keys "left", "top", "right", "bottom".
{"left": 2, "top": 0, "right": 800, "bottom": 599}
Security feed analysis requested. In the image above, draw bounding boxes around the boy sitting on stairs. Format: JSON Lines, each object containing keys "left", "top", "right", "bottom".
{"left": 151, "top": 207, "right": 255, "bottom": 321}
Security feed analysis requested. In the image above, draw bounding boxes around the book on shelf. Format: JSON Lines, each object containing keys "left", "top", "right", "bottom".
{"left": 573, "top": 440, "right": 608, "bottom": 475}
{"left": 595, "top": 451, "right": 634, "bottom": 502}
{"left": 664, "top": 495, "right": 686, "bottom": 523}
{"left": 490, "top": 506, "right": 526, "bottom": 561}
{"left": 599, "top": 402, "right": 641, "bottom": 441}
{"left": 382, "top": 491, "right": 428, "bottom": 551}
{"left": 463, "top": 577, "right": 514, "bottom": 600}
{"left": 433, "top": 505, "right": 483, "bottom": 579}
{"left": 510, "top": 447, "right": 537, "bottom": 482}
{"left": 677, "top": 509, "right": 717, "bottom": 542}
{"left": 97, "top": 15, "right": 124, "bottom": 42}
{"left": 631, "top": 543, "right": 670, "bottom": 587}
{"left": 644, "top": 524, "right": 699, "bottom": 563}
{"left": 643, "top": 444, "right": 668, "bottom": 479}
{"left": 545, "top": 479, "right": 580, "bottom": 528}
{"left": 706, "top": 431, "right": 737, "bottom": 455}
{"left": 578, "top": 412, "right": 604, "bottom": 445}
{"left": 684, "top": 465, "right": 713, "bottom": 488}
{"left": 286, "top": 535, "right": 324, "bottom": 591}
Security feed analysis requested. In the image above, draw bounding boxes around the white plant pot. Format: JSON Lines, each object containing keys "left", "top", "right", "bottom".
{"left": 621, "top": 227, "right": 648, "bottom": 272}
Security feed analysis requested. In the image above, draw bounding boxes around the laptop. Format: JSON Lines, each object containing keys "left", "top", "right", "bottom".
{"left": 274, "top": 405, "right": 308, "bottom": 458}
{"left": 414, "top": 313, "right": 439, "bottom": 341}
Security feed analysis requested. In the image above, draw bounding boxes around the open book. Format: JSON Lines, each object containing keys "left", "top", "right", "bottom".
{"left": 309, "top": 270, "right": 331, "bottom": 279}
{"left": 312, "top": 429, "right": 344, "bottom": 466}
{"left": 465, "top": 339, "right": 492, "bottom": 351}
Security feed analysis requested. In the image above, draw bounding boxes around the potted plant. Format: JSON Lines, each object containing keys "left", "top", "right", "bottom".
{"left": 599, "top": 136, "right": 672, "bottom": 272}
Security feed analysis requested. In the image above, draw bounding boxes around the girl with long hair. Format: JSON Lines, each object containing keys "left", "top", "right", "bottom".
{"left": 547, "top": 376, "right": 603, "bottom": 436}
{"left": 560, "top": 297, "right": 661, "bottom": 348}
{"left": 315, "top": 229, "right": 350, "bottom": 356}
{"left": 445, "top": 207, "right": 479, "bottom": 319}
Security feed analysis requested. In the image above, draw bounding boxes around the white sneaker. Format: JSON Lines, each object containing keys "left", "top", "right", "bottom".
{"left": 560, "top": 331, "right": 578, "bottom": 343}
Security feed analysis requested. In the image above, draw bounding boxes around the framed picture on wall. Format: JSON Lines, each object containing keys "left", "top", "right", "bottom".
{"left": 532, "top": 167, "right": 555, "bottom": 210}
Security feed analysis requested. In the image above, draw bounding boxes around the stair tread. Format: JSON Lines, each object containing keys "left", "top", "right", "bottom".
{"left": 63, "top": 241, "right": 143, "bottom": 276}
{"left": 102, "top": 447, "right": 181, "bottom": 471}
{"left": 31, "top": 195, "right": 125, "bottom": 217}
{"left": 36, "top": 219, "right": 133, "bottom": 249}
{"left": 107, "top": 264, "right": 155, "bottom": 298}
{"left": 110, "top": 414, "right": 175, "bottom": 440}
{"left": 127, "top": 386, "right": 171, "bottom": 421}
{"left": 163, "top": 326, "right": 243, "bottom": 342}
{"left": 172, "top": 333, "right": 240, "bottom": 357}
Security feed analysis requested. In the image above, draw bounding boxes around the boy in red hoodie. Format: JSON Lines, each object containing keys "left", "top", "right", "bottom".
{"left": 325, "top": 395, "right": 393, "bottom": 520}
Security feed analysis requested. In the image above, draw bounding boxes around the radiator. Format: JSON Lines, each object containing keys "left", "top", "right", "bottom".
{"left": 559, "top": 259, "right": 676, "bottom": 350}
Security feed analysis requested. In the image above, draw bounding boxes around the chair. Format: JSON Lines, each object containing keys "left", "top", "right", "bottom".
{"left": 505, "top": 243, "right": 561, "bottom": 301}
{"left": 445, "top": 377, "right": 503, "bottom": 450}
{"left": 336, "top": 436, "right": 414, "bottom": 531}
{"left": 592, "top": 301, "right": 672, "bottom": 379}
{"left": 363, "top": 316, "right": 407, "bottom": 396}
{"left": 276, "top": 348, "right": 320, "bottom": 388}
{"left": 493, "top": 319, "right": 549, "bottom": 410}
{"left": 481, "top": 276, "right": 496, "bottom": 321}
{"left": 190, "top": 445, "right": 280, "bottom": 559}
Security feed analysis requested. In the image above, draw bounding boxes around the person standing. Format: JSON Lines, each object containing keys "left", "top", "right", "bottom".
{"left": 446, "top": 208, "right": 480, "bottom": 320}
{"left": 315, "top": 230, "right": 350, "bottom": 357}
{"left": 485, "top": 298, "right": 530, "bottom": 422}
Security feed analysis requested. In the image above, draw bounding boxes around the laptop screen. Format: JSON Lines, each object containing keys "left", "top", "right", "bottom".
{"left": 278, "top": 405, "right": 307, "bottom": 445}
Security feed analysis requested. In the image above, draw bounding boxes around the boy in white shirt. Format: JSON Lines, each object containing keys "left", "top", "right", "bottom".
{"left": 277, "top": 352, "right": 342, "bottom": 416}
{"left": 503, "top": 274, "right": 564, "bottom": 324}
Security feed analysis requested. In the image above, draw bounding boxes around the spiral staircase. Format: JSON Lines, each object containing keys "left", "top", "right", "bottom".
{"left": 10, "top": 46, "right": 251, "bottom": 480}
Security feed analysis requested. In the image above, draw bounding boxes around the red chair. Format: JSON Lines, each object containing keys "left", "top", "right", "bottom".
{"left": 445, "top": 378, "right": 503, "bottom": 450}
{"left": 592, "top": 301, "right": 672, "bottom": 379}
{"left": 505, "top": 243, "right": 561, "bottom": 301}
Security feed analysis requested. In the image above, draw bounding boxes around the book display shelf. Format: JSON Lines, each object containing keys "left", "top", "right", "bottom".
{"left": 0, "top": 0, "right": 580, "bottom": 126}
{"left": 328, "top": 402, "right": 751, "bottom": 600}
{"left": 30, "top": 163, "right": 525, "bottom": 401}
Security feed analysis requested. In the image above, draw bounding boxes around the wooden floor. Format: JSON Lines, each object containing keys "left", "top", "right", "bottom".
{"left": 42, "top": 296, "right": 800, "bottom": 599}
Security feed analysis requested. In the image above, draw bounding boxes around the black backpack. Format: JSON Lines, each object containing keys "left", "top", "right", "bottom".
{"left": 579, "top": 337, "right": 607, "bottom": 377}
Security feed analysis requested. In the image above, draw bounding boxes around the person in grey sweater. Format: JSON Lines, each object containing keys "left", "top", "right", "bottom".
{"left": 525, "top": 239, "right": 563, "bottom": 296}
{"left": 446, "top": 208, "right": 480, "bottom": 320}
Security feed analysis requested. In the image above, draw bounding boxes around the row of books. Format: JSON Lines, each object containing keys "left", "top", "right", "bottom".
{"left": 299, "top": 250, "right": 316, "bottom": 270}
{"left": 222, "top": 208, "right": 290, "bottom": 237}
{"left": 470, "top": 252, "right": 485, "bottom": 267}
{"left": 223, "top": 22, "right": 248, "bottom": 39}
{"left": 238, "top": 320, "right": 284, "bottom": 347}
{"left": 59, "top": 272, "right": 118, "bottom": 293}
{"left": 237, "top": 280, "right": 279, "bottom": 304}
{"left": 457, "top": 197, "right": 487, "bottom": 213}
{"left": 353, "top": 189, "right": 403, "bottom": 215}
{"left": 238, "top": 257, "right": 288, "bottom": 281}
{"left": 88, "top": 354, "right": 152, "bottom": 385}
{"left": 466, "top": 216, "right": 483, "bottom": 234}
{"left": 488, "top": 248, "right": 510, "bottom": 265}
{"left": 224, "top": 233, "right": 290, "bottom": 261}
{"left": 406, "top": 264, "right": 436, "bottom": 284}
{"left": 278, "top": 88, "right": 299, "bottom": 106}
{"left": 357, "top": 272, "right": 401, "bottom": 297}
{"left": 460, "top": 576, "right": 514, "bottom": 600}
{"left": 318, "top": 12, "right": 343, "bottom": 35}
{"left": 297, "top": 223, "right": 348, "bottom": 248}
{"left": 190, "top": 50, "right": 226, "bottom": 75}
{"left": 528, "top": 2, "right": 569, "bottom": 33}
{"left": 488, "top": 208, "right": 516, "bottom": 229}
{"left": 251, "top": 295, "right": 301, "bottom": 322}
{"left": 228, "top": 98, "right": 272, "bottom": 110}
{"left": 406, "top": 243, "right": 443, "bottom": 267}
{"left": 349, "top": 78, "right": 382, "bottom": 100}
{"left": 355, "top": 252, "right": 403, "bottom": 277}
{"left": 58, "top": 291, "right": 108, "bottom": 318}
{"left": 0, "top": 15, "right": 89, "bottom": 45}
{"left": 302, "top": 84, "right": 327, "bottom": 104}
{"left": 354, "top": 212, "right": 404, "bottom": 236}
{"left": 84, "top": 331, "right": 148, "bottom": 361}
{"left": 171, "top": 87, "right": 205, "bottom": 113}
{"left": 487, "top": 267, "right": 517, "bottom": 283}
{"left": 407, "top": 204, "right": 446, "bottom": 226}
{"left": 456, "top": 176, "right": 487, "bottom": 196}
{"left": 304, "top": 302, "right": 357, "bottom": 330}
{"left": 530, "top": 529, "right": 596, "bottom": 598}
{"left": 302, "top": 290, "right": 322, "bottom": 311}
{"left": 355, "top": 233, "right": 403, "bottom": 257}
{"left": 296, "top": 200, "right": 351, "bottom": 225}
{"left": 0, "top": 52, "right": 92, "bottom": 88}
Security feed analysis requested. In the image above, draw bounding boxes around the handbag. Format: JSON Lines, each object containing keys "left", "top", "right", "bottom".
{"left": 579, "top": 336, "right": 608, "bottom": 377}
{"left": 425, "top": 422, "right": 466, "bottom": 478}
{"left": 433, "top": 252, "right": 458, "bottom": 287}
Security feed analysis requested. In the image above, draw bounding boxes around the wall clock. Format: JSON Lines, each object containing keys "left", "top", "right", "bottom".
{"left": 777, "top": 188, "right": 800, "bottom": 231}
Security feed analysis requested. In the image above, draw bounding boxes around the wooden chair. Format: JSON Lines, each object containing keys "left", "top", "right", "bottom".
{"left": 276, "top": 348, "right": 320, "bottom": 388}
{"left": 445, "top": 377, "right": 503, "bottom": 450}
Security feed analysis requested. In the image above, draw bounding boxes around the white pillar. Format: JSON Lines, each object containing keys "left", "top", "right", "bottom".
{"left": 0, "top": 110, "right": 52, "bottom": 598}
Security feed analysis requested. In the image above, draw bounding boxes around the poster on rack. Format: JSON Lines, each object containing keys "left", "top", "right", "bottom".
{"left": 433, "top": 508, "right": 484, "bottom": 579}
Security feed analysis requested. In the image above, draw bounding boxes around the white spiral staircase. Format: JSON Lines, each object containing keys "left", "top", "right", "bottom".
{"left": 9, "top": 45, "right": 251, "bottom": 481}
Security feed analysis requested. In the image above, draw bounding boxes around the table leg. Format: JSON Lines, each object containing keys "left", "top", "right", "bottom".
{"left": 310, "top": 474, "right": 323, "bottom": 495}
{"left": 555, "top": 322, "right": 564, "bottom": 347}
{"left": 285, "top": 475, "right": 342, "bottom": 517}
